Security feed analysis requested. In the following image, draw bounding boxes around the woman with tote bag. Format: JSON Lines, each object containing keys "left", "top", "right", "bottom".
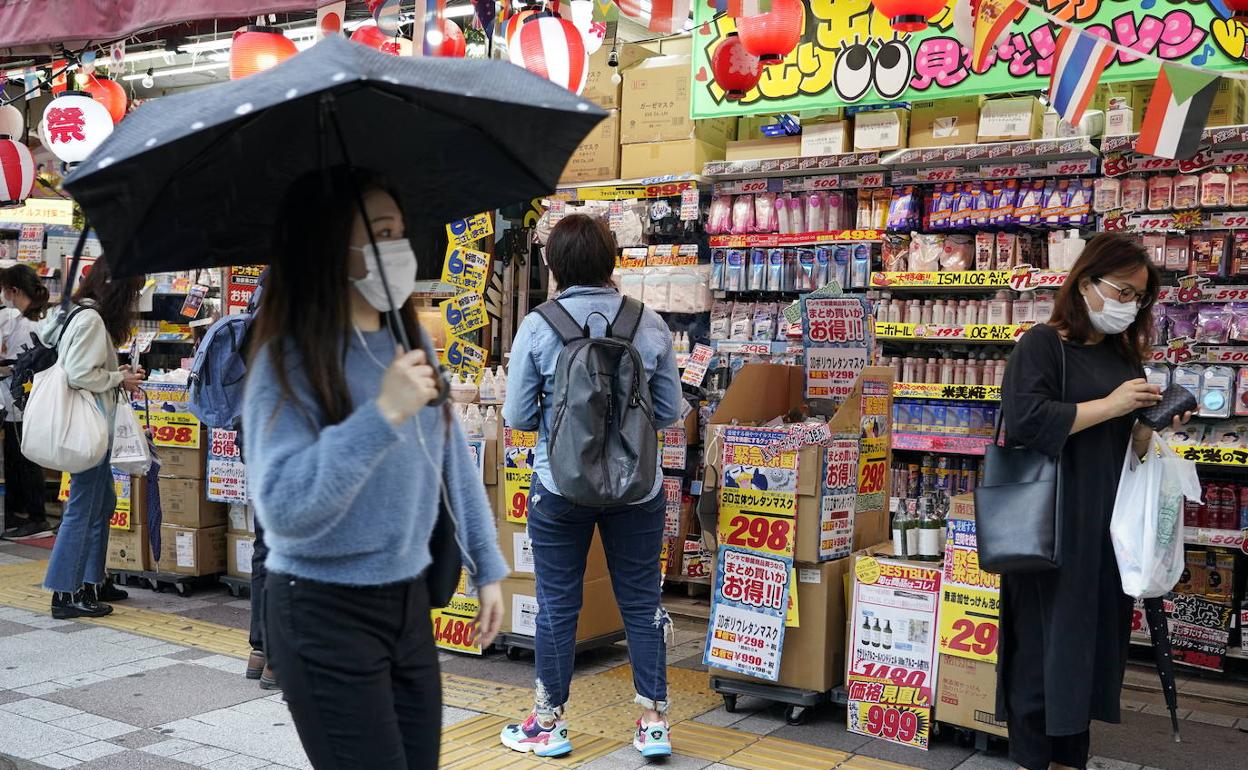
{"left": 36, "top": 261, "right": 144, "bottom": 618}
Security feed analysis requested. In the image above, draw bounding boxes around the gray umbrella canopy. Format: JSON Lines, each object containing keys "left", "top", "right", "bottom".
{"left": 64, "top": 34, "right": 606, "bottom": 277}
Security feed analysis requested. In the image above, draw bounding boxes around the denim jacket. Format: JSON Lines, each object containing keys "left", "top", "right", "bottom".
{"left": 502, "top": 286, "right": 683, "bottom": 501}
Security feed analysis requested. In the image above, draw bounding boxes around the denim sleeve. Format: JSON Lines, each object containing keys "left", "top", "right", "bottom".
{"left": 442, "top": 416, "right": 510, "bottom": 587}
{"left": 501, "top": 316, "right": 543, "bottom": 432}
{"left": 648, "top": 329, "right": 683, "bottom": 429}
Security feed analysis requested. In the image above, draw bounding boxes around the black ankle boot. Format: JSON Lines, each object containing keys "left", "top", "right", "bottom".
{"left": 90, "top": 578, "right": 128, "bottom": 603}
{"left": 51, "top": 589, "right": 113, "bottom": 620}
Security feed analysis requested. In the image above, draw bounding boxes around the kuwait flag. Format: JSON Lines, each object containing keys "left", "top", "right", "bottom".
{"left": 1048, "top": 27, "right": 1114, "bottom": 126}
{"left": 1137, "top": 65, "right": 1221, "bottom": 161}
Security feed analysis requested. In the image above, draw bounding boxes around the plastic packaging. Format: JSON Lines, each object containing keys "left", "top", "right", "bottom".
{"left": 765, "top": 248, "right": 785, "bottom": 292}
{"left": 851, "top": 244, "right": 871, "bottom": 288}
{"left": 941, "top": 235, "right": 973, "bottom": 271}
{"left": 1199, "top": 171, "right": 1229, "bottom": 209}
{"left": 1093, "top": 177, "right": 1121, "bottom": 213}
{"left": 753, "top": 302, "right": 776, "bottom": 341}
{"left": 1147, "top": 175, "right": 1174, "bottom": 211}
{"left": 725, "top": 249, "right": 747, "bottom": 292}
{"left": 1121, "top": 177, "right": 1147, "bottom": 211}
{"left": 805, "top": 192, "right": 826, "bottom": 233}
{"left": 1231, "top": 171, "right": 1248, "bottom": 207}
{"left": 710, "top": 249, "right": 726, "bottom": 291}
{"left": 775, "top": 194, "right": 792, "bottom": 234}
{"left": 1173, "top": 175, "right": 1200, "bottom": 209}
{"left": 1199, "top": 366, "right": 1234, "bottom": 419}
{"left": 710, "top": 301, "right": 731, "bottom": 339}
{"left": 731, "top": 194, "right": 756, "bottom": 234}
{"left": 730, "top": 302, "right": 753, "bottom": 339}
{"left": 755, "top": 192, "right": 778, "bottom": 233}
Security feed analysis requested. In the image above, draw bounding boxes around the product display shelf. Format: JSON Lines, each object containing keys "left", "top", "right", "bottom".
{"left": 711, "top": 339, "right": 800, "bottom": 355}
{"left": 550, "top": 174, "right": 707, "bottom": 203}
{"left": 885, "top": 138, "right": 1100, "bottom": 184}
{"left": 1183, "top": 526, "right": 1247, "bottom": 551}
{"left": 892, "top": 383, "right": 1001, "bottom": 401}
{"left": 1110, "top": 209, "right": 1248, "bottom": 234}
{"left": 891, "top": 432, "right": 992, "bottom": 456}
{"left": 1146, "top": 345, "right": 1248, "bottom": 365}
{"left": 870, "top": 269, "right": 1068, "bottom": 292}
{"left": 1101, "top": 124, "right": 1248, "bottom": 157}
{"left": 1171, "top": 445, "right": 1248, "bottom": 467}
{"left": 708, "top": 230, "right": 883, "bottom": 249}
{"left": 1156, "top": 284, "right": 1248, "bottom": 304}
{"left": 872, "top": 321, "right": 1033, "bottom": 343}
{"left": 703, "top": 151, "right": 886, "bottom": 183}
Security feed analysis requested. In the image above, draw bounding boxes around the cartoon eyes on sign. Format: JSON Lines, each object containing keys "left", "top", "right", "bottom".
{"left": 723, "top": 466, "right": 771, "bottom": 491}
{"left": 833, "top": 39, "right": 914, "bottom": 102}
{"left": 505, "top": 448, "right": 533, "bottom": 469}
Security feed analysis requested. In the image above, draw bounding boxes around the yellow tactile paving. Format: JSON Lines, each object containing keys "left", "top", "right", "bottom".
{"left": 726, "top": 736, "right": 850, "bottom": 770}
{"left": 837, "top": 756, "right": 924, "bottom": 770}
{"left": 441, "top": 714, "right": 625, "bottom": 768}
{"left": 441, "top": 674, "right": 529, "bottom": 712}
{"left": 670, "top": 720, "right": 760, "bottom": 761}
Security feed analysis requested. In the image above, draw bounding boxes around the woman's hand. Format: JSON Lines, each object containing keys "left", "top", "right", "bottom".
{"left": 1135, "top": 409, "right": 1193, "bottom": 442}
{"left": 119, "top": 365, "right": 145, "bottom": 394}
{"left": 472, "top": 581, "right": 504, "bottom": 649}
{"left": 1102, "top": 378, "right": 1161, "bottom": 419}
{"left": 376, "top": 348, "right": 439, "bottom": 427}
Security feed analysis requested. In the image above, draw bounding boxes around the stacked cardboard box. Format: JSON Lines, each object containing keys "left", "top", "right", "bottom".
{"left": 619, "top": 56, "right": 736, "bottom": 178}
{"left": 226, "top": 505, "right": 256, "bottom": 580}
{"left": 105, "top": 477, "right": 150, "bottom": 573}
{"left": 561, "top": 45, "right": 653, "bottom": 184}
{"left": 153, "top": 432, "right": 227, "bottom": 576}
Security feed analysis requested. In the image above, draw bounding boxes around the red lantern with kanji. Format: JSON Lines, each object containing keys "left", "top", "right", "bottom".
{"left": 81, "top": 76, "right": 127, "bottom": 123}
{"left": 872, "top": 0, "right": 946, "bottom": 33}
{"left": 41, "top": 92, "right": 113, "bottom": 165}
{"left": 230, "top": 26, "right": 298, "bottom": 80}
{"left": 711, "top": 33, "right": 762, "bottom": 101}
{"left": 508, "top": 13, "right": 589, "bottom": 95}
{"left": 735, "top": 0, "right": 803, "bottom": 65}
{"left": 0, "top": 138, "right": 35, "bottom": 208}
{"left": 431, "top": 18, "right": 467, "bottom": 57}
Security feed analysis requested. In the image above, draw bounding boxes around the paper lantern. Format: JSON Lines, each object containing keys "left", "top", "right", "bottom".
{"left": 230, "top": 26, "right": 297, "bottom": 80}
{"left": 504, "top": 8, "right": 539, "bottom": 52}
{"left": 0, "top": 104, "right": 23, "bottom": 140}
{"left": 736, "top": 0, "right": 803, "bottom": 64}
{"left": 509, "top": 13, "right": 589, "bottom": 95}
{"left": 41, "top": 92, "right": 114, "bottom": 165}
{"left": 350, "top": 22, "right": 411, "bottom": 55}
{"left": 0, "top": 138, "right": 35, "bottom": 208}
{"left": 81, "top": 76, "right": 127, "bottom": 123}
{"left": 711, "top": 33, "right": 762, "bottom": 101}
{"left": 1227, "top": 0, "right": 1248, "bottom": 20}
{"left": 430, "top": 19, "right": 467, "bottom": 57}
{"left": 873, "top": 0, "right": 946, "bottom": 33}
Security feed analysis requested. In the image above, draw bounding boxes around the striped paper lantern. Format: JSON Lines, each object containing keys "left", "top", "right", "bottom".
{"left": 508, "top": 13, "right": 588, "bottom": 95}
{"left": 0, "top": 138, "right": 35, "bottom": 208}
{"left": 614, "top": 0, "right": 691, "bottom": 34}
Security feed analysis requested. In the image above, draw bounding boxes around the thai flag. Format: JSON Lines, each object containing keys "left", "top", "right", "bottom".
{"left": 1048, "top": 27, "right": 1114, "bottom": 126}
{"left": 616, "top": 0, "right": 693, "bottom": 33}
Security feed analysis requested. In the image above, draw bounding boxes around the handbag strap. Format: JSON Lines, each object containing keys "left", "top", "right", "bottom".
{"left": 994, "top": 326, "right": 1066, "bottom": 444}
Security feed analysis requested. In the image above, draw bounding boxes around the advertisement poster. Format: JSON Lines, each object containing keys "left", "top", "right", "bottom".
{"left": 819, "top": 439, "right": 859, "bottom": 561}
{"left": 802, "top": 297, "right": 870, "bottom": 404}
{"left": 704, "top": 546, "right": 790, "bottom": 681}
{"left": 857, "top": 375, "right": 892, "bottom": 515}
{"left": 690, "top": 1, "right": 1245, "bottom": 118}
{"left": 939, "top": 518, "right": 1001, "bottom": 664}
{"left": 60, "top": 470, "right": 131, "bottom": 529}
{"left": 206, "top": 428, "right": 247, "bottom": 504}
{"left": 718, "top": 427, "right": 800, "bottom": 560}
{"left": 682, "top": 536, "right": 712, "bottom": 581}
{"left": 847, "top": 556, "right": 942, "bottom": 750}
{"left": 446, "top": 212, "right": 494, "bottom": 247}
{"left": 681, "top": 343, "right": 714, "bottom": 387}
{"left": 441, "top": 246, "right": 490, "bottom": 294}
{"left": 1168, "top": 592, "right": 1233, "bottom": 672}
{"left": 441, "top": 336, "right": 487, "bottom": 384}
{"left": 429, "top": 570, "right": 482, "bottom": 655}
{"left": 662, "top": 476, "right": 683, "bottom": 538}
{"left": 225, "top": 265, "right": 263, "bottom": 315}
{"left": 133, "top": 383, "right": 202, "bottom": 449}
{"left": 661, "top": 427, "right": 687, "bottom": 471}
{"left": 16, "top": 224, "right": 43, "bottom": 263}
{"left": 502, "top": 427, "right": 537, "bottom": 523}
{"left": 440, "top": 292, "right": 488, "bottom": 338}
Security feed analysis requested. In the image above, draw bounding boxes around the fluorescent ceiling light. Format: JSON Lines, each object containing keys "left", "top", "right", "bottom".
{"left": 120, "top": 61, "right": 229, "bottom": 81}
{"left": 179, "top": 25, "right": 319, "bottom": 54}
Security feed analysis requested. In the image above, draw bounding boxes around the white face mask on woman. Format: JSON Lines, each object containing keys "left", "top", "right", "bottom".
{"left": 1086, "top": 282, "right": 1139, "bottom": 335}
{"left": 350, "top": 239, "right": 418, "bottom": 312}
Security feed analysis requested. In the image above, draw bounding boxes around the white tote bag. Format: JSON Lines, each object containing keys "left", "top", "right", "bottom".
{"left": 110, "top": 391, "right": 152, "bottom": 475}
{"left": 1110, "top": 435, "right": 1203, "bottom": 599}
{"left": 20, "top": 362, "right": 110, "bottom": 473}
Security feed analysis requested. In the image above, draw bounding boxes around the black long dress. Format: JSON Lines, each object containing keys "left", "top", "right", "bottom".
{"left": 994, "top": 324, "right": 1141, "bottom": 742}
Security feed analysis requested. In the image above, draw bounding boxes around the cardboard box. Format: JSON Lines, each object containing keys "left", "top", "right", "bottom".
{"left": 227, "top": 533, "right": 255, "bottom": 579}
{"left": 724, "top": 136, "right": 801, "bottom": 162}
{"left": 719, "top": 558, "right": 851, "bottom": 691}
{"left": 500, "top": 575, "right": 623, "bottom": 640}
{"left": 620, "top": 56, "right": 736, "bottom": 146}
{"left": 978, "top": 97, "right": 1044, "bottom": 142}
{"left": 853, "top": 109, "right": 909, "bottom": 152}
{"left": 1042, "top": 109, "right": 1104, "bottom": 140}
{"left": 560, "top": 110, "right": 621, "bottom": 184}
{"left": 497, "top": 517, "right": 610, "bottom": 580}
{"left": 582, "top": 44, "right": 652, "bottom": 110}
{"left": 737, "top": 114, "right": 777, "bottom": 141}
{"left": 156, "top": 525, "right": 226, "bottom": 576}
{"left": 159, "top": 439, "right": 207, "bottom": 479}
{"left": 1105, "top": 104, "right": 1134, "bottom": 137}
{"left": 157, "top": 477, "right": 228, "bottom": 529}
{"left": 227, "top": 505, "right": 254, "bottom": 535}
{"left": 801, "top": 120, "right": 849, "bottom": 157}
{"left": 909, "top": 97, "right": 981, "bottom": 148}
{"left": 620, "top": 139, "right": 724, "bottom": 179}
{"left": 106, "top": 504, "right": 150, "bottom": 572}
{"left": 936, "top": 654, "right": 1009, "bottom": 738}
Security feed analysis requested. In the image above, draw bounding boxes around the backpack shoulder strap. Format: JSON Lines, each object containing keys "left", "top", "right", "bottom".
{"left": 534, "top": 301, "right": 585, "bottom": 345}
{"left": 608, "top": 297, "right": 644, "bottom": 343}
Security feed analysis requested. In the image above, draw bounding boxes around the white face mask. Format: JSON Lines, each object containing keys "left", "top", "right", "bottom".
{"left": 1086, "top": 282, "right": 1139, "bottom": 335}
{"left": 351, "top": 239, "right": 418, "bottom": 312}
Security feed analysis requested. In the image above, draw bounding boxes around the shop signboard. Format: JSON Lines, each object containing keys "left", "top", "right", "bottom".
{"left": 429, "top": 569, "right": 482, "bottom": 655}
{"left": 819, "top": 439, "right": 858, "bottom": 561}
{"left": 60, "top": 470, "right": 131, "bottom": 529}
{"left": 939, "top": 518, "right": 1001, "bottom": 664}
{"left": 717, "top": 426, "right": 800, "bottom": 561}
{"left": 441, "top": 335, "right": 488, "bottom": 384}
{"left": 847, "top": 556, "right": 942, "bottom": 751}
{"left": 502, "top": 427, "right": 538, "bottom": 523}
{"left": 225, "top": 266, "right": 263, "bottom": 316}
{"left": 802, "top": 297, "right": 870, "bottom": 405}
{"left": 691, "top": 1, "right": 1245, "bottom": 118}
{"left": 206, "top": 428, "right": 247, "bottom": 505}
{"left": 704, "top": 545, "right": 790, "bottom": 681}
{"left": 857, "top": 375, "right": 891, "bottom": 516}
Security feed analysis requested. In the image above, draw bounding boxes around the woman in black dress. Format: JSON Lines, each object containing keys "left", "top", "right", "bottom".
{"left": 997, "top": 233, "right": 1176, "bottom": 770}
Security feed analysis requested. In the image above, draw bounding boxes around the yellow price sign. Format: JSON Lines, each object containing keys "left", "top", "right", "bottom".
{"left": 59, "top": 471, "right": 132, "bottom": 529}
{"left": 785, "top": 569, "right": 799, "bottom": 628}
{"left": 446, "top": 212, "right": 493, "bottom": 247}
{"left": 430, "top": 593, "right": 483, "bottom": 655}
{"left": 136, "top": 410, "right": 202, "bottom": 448}
{"left": 440, "top": 335, "right": 487, "bottom": 384}
{"left": 717, "top": 507, "right": 796, "bottom": 560}
{"left": 440, "top": 293, "right": 487, "bottom": 338}
{"left": 938, "top": 585, "right": 1000, "bottom": 663}
{"left": 502, "top": 428, "right": 537, "bottom": 524}
{"left": 441, "top": 245, "right": 490, "bottom": 294}
{"left": 848, "top": 702, "right": 930, "bottom": 750}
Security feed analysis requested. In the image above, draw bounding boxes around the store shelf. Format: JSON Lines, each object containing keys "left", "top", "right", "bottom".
{"left": 884, "top": 138, "right": 1099, "bottom": 183}
{"left": 873, "top": 321, "right": 1032, "bottom": 343}
{"left": 703, "top": 152, "right": 885, "bottom": 182}
{"left": 1183, "top": 526, "right": 1247, "bottom": 551}
{"left": 711, "top": 339, "right": 798, "bottom": 355}
{"left": 891, "top": 432, "right": 992, "bottom": 455}
{"left": 707, "top": 230, "right": 882, "bottom": 248}
{"left": 1156, "top": 283, "right": 1248, "bottom": 304}
{"left": 1101, "top": 124, "right": 1248, "bottom": 155}
{"left": 1111, "top": 210, "right": 1248, "bottom": 233}
{"left": 870, "top": 269, "right": 1067, "bottom": 291}
{"left": 1171, "top": 445, "right": 1248, "bottom": 467}
{"left": 1146, "top": 345, "right": 1248, "bottom": 365}
{"left": 892, "top": 383, "right": 1001, "bottom": 401}
{"left": 550, "top": 175, "right": 705, "bottom": 202}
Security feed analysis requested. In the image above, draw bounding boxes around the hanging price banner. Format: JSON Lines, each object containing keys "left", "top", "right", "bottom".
{"left": 441, "top": 246, "right": 490, "bottom": 294}
{"left": 440, "top": 336, "right": 487, "bottom": 384}
{"left": 502, "top": 428, "right": 537, "bottom": 523}
{"left": 446, "top": 212, "right": 493, "bottom": 247}
{"left": 441, "top": 293, "right": 488, "bottom": 338}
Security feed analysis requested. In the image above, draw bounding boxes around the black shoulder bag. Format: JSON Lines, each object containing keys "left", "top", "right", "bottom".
{"left": 974, "top": 335, "right": 1065, "bottom": 574}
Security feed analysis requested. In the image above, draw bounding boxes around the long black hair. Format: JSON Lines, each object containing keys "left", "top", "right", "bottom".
{"left": 249, "top": 166, "right": 433, "bottom": 426}
{"left": 0, "top": 263, "right": 50, "bottom": 321}
{"left": 73, "top": 258, "right": 142, "bottom": 345}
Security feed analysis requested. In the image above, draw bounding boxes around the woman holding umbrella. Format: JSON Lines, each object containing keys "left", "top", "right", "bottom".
{"left": 242, "top": 167, "right": 508, "bottom": 769}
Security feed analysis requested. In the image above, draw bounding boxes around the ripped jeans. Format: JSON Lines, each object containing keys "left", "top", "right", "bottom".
{"left": 527, "top": 479, "right": 670, "bottom": 720}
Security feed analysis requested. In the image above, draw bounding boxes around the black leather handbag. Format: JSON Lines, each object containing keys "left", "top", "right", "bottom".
{"left": 974, "top": 339, "right": 1065, "bottom": 574}
{"left": 426, "top": 395, "right": 462, "bottom": 609}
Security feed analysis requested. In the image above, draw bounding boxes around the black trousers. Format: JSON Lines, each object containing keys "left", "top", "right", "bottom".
{"left": 248, "top": 520, "right": 268, "bottom": 651}
{"left": 265, "top": 572, "right": 441, "bottom": 770}
{"left": 3, "top": 422, "right": 46, "bottom": 523}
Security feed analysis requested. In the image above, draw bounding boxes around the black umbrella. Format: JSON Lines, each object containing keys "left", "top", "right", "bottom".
{"left": 1143, "top": 596, "right": 1182, "bottom": 742}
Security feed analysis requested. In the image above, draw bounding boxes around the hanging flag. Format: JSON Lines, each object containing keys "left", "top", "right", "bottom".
{"left": 712, "top": 0, "right": 765, "bottom": 15}
{"left": 1048, "top": 27, "right": 1114, "bottom": 126}
{"left": 473, "top": 0, "right": 496, "bottom": 49}
{"left": 971, "top": 0, "right": 1024, "bottom": 73}
{"left": 316, "top": 1, "right": 347, "bottom": 38}
{"left": 951, "top": 0, "right": 974, "bottom": 49}
{"left": 615, "top": 0, "right": 693, "bottom": 33}
{"left": 1137, "top": 65, "right": 1221, "bottom": 160}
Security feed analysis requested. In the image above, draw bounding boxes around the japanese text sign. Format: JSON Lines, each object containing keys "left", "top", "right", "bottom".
{"left": 446, "top": 213, "right": 494, "bottom": 247}
{"left": 206, "top": 428, "right": 247, "bottom": 505}
{"left": 939, "top": 518, "right": 1001, "bottom": 663}
{"left": 441, "top": 246, "right": 490, "bottom": 294}
{"left": 704, "top": 546, "right": 791, "bottom": 681}
{"left": 502, "top": 427, "right": 537, "bottom": 523}
{"left": 441, "top": 292, "right": 487, "bottom": 338}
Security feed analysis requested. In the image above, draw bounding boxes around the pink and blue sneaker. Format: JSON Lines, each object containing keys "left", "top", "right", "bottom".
{"left": 500, "top": 712, "right": 573, "bottom": 758}
{"left": 633, "top": 719, "right": 672, "bottom": 759}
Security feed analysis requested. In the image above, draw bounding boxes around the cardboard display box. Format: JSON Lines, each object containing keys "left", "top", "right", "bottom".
{"left": 227, "top": 505, "right": 255, "bottom": 535}
{"left": 227, "top": 532, "right": 256, "bottom": 580}
{"left": 800, "top": 120, "right": 849, "bottom": 157}
{"left": 582, "top": 44, "right": 652, "bottom": 111}
{"left": 156, "top": 525, "right": 226, "bottom": 576}
{"left": 106, "top": 505, "right": 150, "bottom": 572}
{"left": 158, "top": 437, "right": 208, "bottom": 479}
{"left": 978, "top": 98, "right": 1044, "bottom": 142}
{"left": 157, "top": 477, "right": 228, "bottom": 529}
{"left": 561, "top": 109, "right": 621, "bottom": 184}
{"left": 620, "top": 139, "right": 724, "bottom": 179}
{"left": 500, "top": 575, "right": 622, "bottom": 641}
{"left": 620, "top": 56, "right": 736, "bottom": 146}
{"left": 936, "top": 654, "right": 1009, "bottom": 738}
{"left": 853, "top": 109, "right": 909, "bottom": 152}
{"left": 909, "top": 97, "right": 981, "bottom": 148}
{"left": 498, "top": 519, "right": 610, "bottom": 581}
{"left": 724, "top": 136, "right": 802, "bottom": 162}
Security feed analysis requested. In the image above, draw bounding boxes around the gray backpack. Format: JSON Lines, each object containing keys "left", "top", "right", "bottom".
{"left": 535, "top": 296, "right": 658, "bottom": 507}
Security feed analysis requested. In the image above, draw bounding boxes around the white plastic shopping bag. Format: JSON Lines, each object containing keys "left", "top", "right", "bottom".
{"left": 20, "top": 363, "right": 109, "bottom": 473}
{"left": 1110, "top": 434, "right": 1203, "bottom": 598}
{"left": 110, "top": 391, "right": 152, "bottom": 475}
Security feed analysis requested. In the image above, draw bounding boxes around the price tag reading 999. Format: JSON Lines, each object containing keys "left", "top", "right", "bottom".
{"left": 440, "top": 293, "right": 487, "bottom": 338}
{"left": 440, "top": 246, "right": 490, "bottom": 294}
{"left": 446, "top": 213, "right": 494, "bottom": 247}
{"left": 440, "top": 336, "right": 487, "bottom": 384}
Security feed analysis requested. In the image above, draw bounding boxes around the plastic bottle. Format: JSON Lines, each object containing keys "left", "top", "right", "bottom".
{"left": 925, "top": 358, "right": 939, "bottom": 384}
{"left": 483, "top": 406, "right": 499, "bottom": 439}
{"left": 464, "top": 404, "right": 484, "bottom": 438}
{"left": 479, "top": 369, "right": 496, "bottom": 403}
{"left": 494, "top": 366, "right": 508, "bottom": 400}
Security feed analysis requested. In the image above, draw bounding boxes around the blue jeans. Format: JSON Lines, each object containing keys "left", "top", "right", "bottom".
{"left": 44, "top": 458, "right": 115, "bottom": 593}
{"left": 527, "top": 480, "right": 670, "bottom": 719}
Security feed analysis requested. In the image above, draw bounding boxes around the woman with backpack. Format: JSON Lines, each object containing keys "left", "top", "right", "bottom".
{"left": 0, "top": 265, "right": 53, "bottom": 541}
{"left": 37, "top": 260, "right": 145, "bottom": 618}
{"left": 243, "top": 167, "right": 507, "bottom": 770}
{"left": 500, "top": 214, "right": 683, "bottom": 760}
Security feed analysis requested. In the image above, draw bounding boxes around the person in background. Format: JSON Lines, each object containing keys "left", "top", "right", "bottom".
{"left": 996, "top": 233, "right": 1183, "bottom": 770}
{"left": 0, "top": 265, "right": 52, "bottom": 540}
{"left": 244, "top": 519, "right": 277, "bottom": 690}
{"left": 243, "top": 166, "right": 507, "bottom": 769}
{"left": 37, "top": 260, "right": 145, "bottom": 618}
{"left": 500, "top": 214, "right": 682, "bottom": 760}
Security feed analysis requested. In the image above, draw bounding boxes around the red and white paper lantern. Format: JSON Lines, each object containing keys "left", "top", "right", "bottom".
{"left": 0, "top": 104, "right": 24, "bottom": 140}
{"left": 41, "top": 92, "right": 114, "bottom": 165}
{"left": 508, "top": 13, "right": 589, "bottom": 95}
{"left": 0, "top": 138, "right": 35, "bottom": 208}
